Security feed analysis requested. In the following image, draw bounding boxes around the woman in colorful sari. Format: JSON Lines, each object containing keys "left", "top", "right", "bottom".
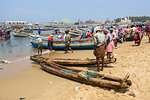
{"left": 134, "top": 30, "right": 142, "bottom": 46}
{"left": 104, "top": 29, "right": 115, "bottom": 60}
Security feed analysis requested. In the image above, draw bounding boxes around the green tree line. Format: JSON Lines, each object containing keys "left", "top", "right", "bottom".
{"left": 115, "top": 16, "right": 150, "bottom": 22}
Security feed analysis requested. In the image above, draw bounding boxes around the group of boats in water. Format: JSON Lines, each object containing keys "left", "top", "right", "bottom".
{"left": 0, "top": 24, "right": 137, "bottom": 50}
{"left": 0, "top": 25, "right": 97, "bottom": 50}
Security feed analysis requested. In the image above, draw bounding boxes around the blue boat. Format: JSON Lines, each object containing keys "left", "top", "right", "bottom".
{"left": 12, "top": 32, "right": 29, "bottom": 37}
{"left": 29, "top": 35, "right": 94, "bottom": 50}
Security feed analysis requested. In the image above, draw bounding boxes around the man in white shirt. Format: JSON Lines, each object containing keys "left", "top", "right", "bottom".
{"left": 93, "top": 28, "right": 106, "bottom": 71}
{"left": 36, "top": 36, "right": 43, "bottom": 55}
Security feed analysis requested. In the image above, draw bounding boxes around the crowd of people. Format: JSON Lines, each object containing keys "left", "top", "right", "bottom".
{"left": 0, "top": 30, "right": 11, "bottom": 40}
{"left": 92, "top": 24, "right": 150, "bottom": 71}
{"left": 35, "top": 24, "right": 150, "bottom": 71}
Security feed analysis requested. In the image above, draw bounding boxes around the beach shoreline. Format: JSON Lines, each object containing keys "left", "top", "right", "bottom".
{"left": 0, "top": 36, "right": 150, "bottom": 100}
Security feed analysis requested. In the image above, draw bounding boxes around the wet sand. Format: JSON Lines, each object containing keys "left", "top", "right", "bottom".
{"left": 0, "top": 36, "right": 150, "bottom": 100}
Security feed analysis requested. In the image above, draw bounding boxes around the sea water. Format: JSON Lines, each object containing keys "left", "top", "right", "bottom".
{"left": 0, "top": 30, "right": 53, "bottom": 61}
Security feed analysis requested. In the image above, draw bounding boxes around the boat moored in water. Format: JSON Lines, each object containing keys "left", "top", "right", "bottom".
{"left": 29, "top": 34, "right": 94, "bottom": 50}
{"left": 12, "top": 32, "right": 30, "bottom": 37}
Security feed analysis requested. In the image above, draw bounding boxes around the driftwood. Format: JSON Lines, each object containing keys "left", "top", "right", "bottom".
{"left": 30, "top": 56, "right": 132, "bottom": 89}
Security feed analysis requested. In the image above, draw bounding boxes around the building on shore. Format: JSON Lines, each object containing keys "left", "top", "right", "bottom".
{"left": 5, "top": 21, "right": 27, "bottom": 25}
{"left": 120, "top": 16, "right": 131, "bottom": 25}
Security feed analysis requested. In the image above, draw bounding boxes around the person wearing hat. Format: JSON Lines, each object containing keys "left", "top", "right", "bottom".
{"left": 64, "top": 30, "right": 73, "bottom": 54}
{"left": 36, "top": 36, "right": 43, "bottom": 55}
{"left": 93, "top": 28, "right": 106, "bottom": 71}
{"left": 48, "top": 34, "right": 54, "bottom": 52}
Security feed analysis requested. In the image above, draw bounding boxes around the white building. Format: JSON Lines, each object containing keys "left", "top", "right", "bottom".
{"left": 120, "top": 16, "right": 131, "bottom": 25}
{"left": 5, "top": 21, "right": 27, "bottom": 25}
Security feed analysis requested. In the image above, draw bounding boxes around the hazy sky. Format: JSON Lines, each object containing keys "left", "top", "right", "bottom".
{"left": 0, "top": 0, "right": 150, "bottom": 22}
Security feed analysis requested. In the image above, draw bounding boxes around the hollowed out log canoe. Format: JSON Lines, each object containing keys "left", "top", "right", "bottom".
{"left": 30, "top": 56, "right": 132, "bottom": 89}
{"left": 30, "top": 56, "right": 117, "bottom": 66}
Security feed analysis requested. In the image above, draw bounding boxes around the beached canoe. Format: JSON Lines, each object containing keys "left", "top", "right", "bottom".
{"left": 30, "top": 56, "right": 117, "bottom": 65}
{"left": 30, "top": 56, "right": 131, "bottom": 89}
{"left": 29, "top": 34, "right": 94, "bottom": 50}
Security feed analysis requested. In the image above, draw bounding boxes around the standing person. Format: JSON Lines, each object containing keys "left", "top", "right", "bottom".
{"left": 123, "top": 27, "right": 127, "bottom": 41}
{"left": 145, "top": 24, "right": 149, "bottom": 36}
{"left": 38, "top": 28, "right": 41, "bottom": 35}
{"left": 115, "top": 28, "right": 119, "bottom": 48}
{"left": 119, "top": 28, "right": 124, "bottom": 43}
{"left": 18, "top": 28, "right": 22, "bottom": 32}
{"left": 132, "top": 26, "right": 137, "bottom": 40}
{"left": 48, "top": 35, "right": 53, "bottom": 52}
{"left": 111, "top": 29, "right": 117, "bottom": 48}
{"left": 6, "top": 30, "right": 10, "bottom": 39}
{"left": 134, "top": 30, "right": 142, "bottom": 46}
{"left": 93, "top": 29, "right": 106, "bottom": 71}
{"left": 148, "top": 25, "right": 150, "bottom": 43}
{"left": 64, "top": 31, "right": 73, "bottom": 54}
{"left": 36, "top": 36, "right": 43, "bottom": 55}
{"left": 0, "top": 30, "right": 2, "bottom": 36}
{"left": 80, "top": 30, "right": 86, "bottom": 39}
{"left": 55, "top": 29, "right": 59, "bottom": 35}
{"left": 91, "top": 27, "right": 94, "bottom": 35}
{"left": 86, "top": 31, "right": 91, "bottom": 38}
{"left": 104, "top": 29, "right": 115, "bottom": 60}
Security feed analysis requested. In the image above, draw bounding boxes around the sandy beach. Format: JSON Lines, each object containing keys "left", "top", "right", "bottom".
{"left": 0, "top": 36, "right": 150, "bottom": 100}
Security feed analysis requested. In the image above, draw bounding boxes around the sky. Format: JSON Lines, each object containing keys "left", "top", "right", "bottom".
{"left": 0, "top": 0, "right": 150, "bottom": 22}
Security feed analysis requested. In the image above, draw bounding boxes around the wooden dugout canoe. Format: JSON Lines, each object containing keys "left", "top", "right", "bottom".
{"left": 30, "top": 56, "right": 117, "bottom": 66}
{"left": 30, "top": 56, "right": 131, "bottom": 89}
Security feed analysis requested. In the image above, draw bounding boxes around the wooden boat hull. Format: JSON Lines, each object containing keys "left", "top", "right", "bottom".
{"left": 32, "top": 28, "right": 54, "bottom": 31}
{"left": 12, "top": 32, "right": 29, "bottom": 37}
{"left": 30, "top": 56, "right": 116, "bottom": 65}
{"left": 29, "top": 34, "right": 94, "bottom": 50}
{"left": 41, "top": 58, "right": 115, "bottom": 65}
{"left": 30, "top": 56, "right": 131, "bottom": 89}
{"left": 22, "top": 30, "right": 33, "bottom": 33}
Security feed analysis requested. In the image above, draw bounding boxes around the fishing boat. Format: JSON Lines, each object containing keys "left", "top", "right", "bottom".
{"left": 12, "top": 32, "right": 30, "bottom": 37}
{"left": 30, "top": 56, "right": 117, "bottom": 66}
{"left": 32, "top": 27, "right": 54, "bottom": 31}
{"left": 69, "top": 30, "right": 82, "bottom": 34}
{"left": 29, "top": 34, "right": 94, "bottom": 50}
{"left": 30, "top": 55, "right": 132, "bottom": 89}
{"left": 22, "top": 30, "right": 33, "bottom": 33}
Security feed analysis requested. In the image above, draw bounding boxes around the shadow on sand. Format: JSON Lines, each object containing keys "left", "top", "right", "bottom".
{"left": 86, "top": 64, "right": 114, "bottom": 72}
{"left": 131, "top": 44, "right": 139, "bottom": 47}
